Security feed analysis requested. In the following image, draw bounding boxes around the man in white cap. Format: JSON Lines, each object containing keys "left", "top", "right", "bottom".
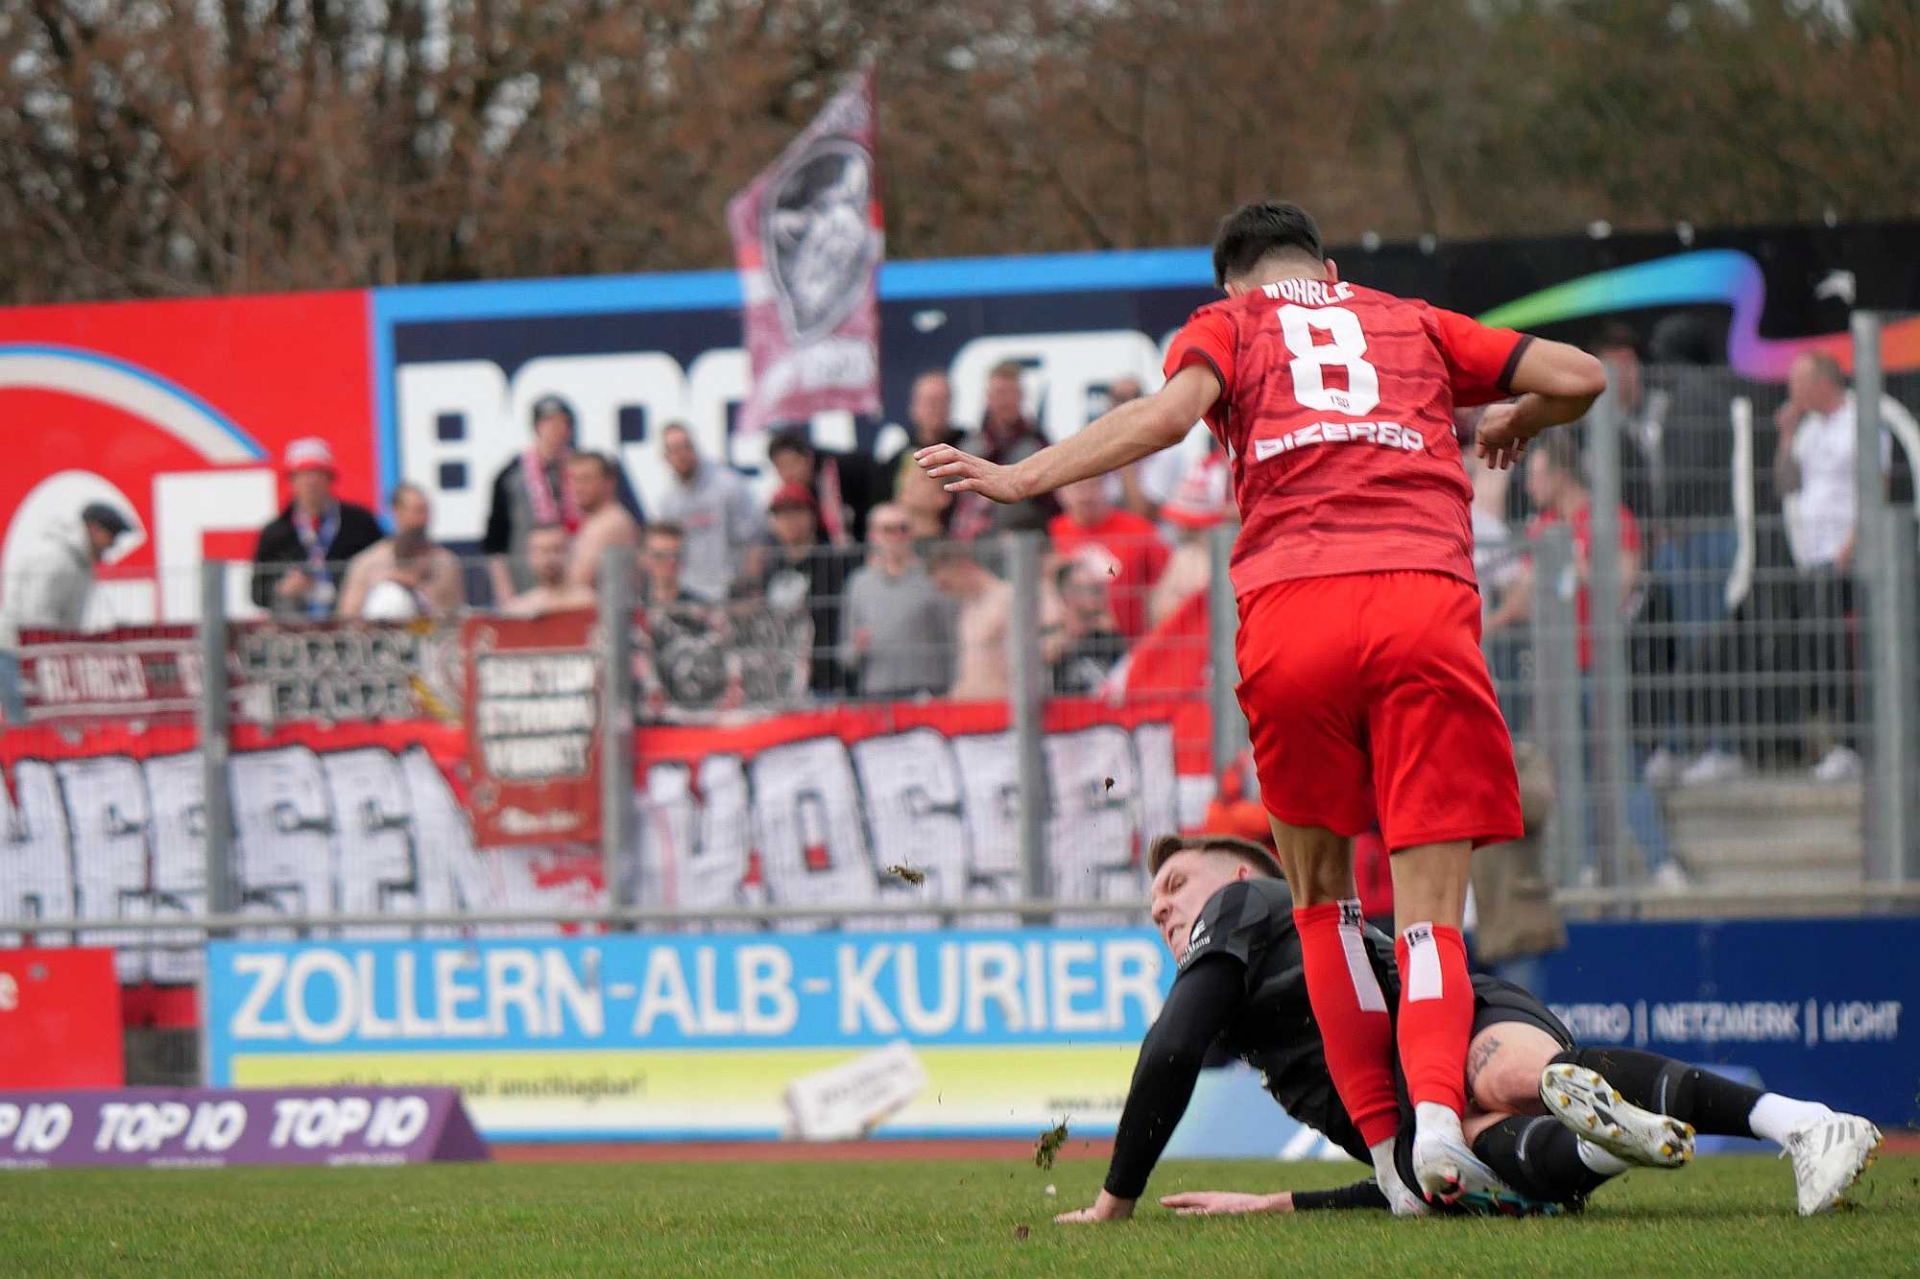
{"left": 250, "top": 437, "right": 384, "bottom": 619}
{"left": 0, "top": 501, "right": 135, "bottom": 722}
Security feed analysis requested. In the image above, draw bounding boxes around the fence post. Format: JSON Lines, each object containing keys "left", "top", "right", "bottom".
{"left": 1206, "top": 522, "right": 1248, "bottom": 776}
{"left": 1855, "top": 313, "right": 1914, "bottom": 889}
{"left": 197, "top": 559, "right": 236, "bottom": 927}
{"left": 1583, "top": 387, "right": 1636, "bottom": 905}
{"left": 598, "top": 546, "right": 637, "bottom": 917}
{"left": 1005, "top": 531, "right": 1050, "bottom": 914}
{"left": 1529, "top": 525, "right": 1586, "bottom": 890}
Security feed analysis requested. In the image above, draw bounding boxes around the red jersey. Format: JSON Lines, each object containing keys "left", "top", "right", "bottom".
{"left": 1163, "top": 278, "right": 1532, "bottom": 599}
{"left": 1049, "top": 508, "right": 1170, "bottom": 639}
{"left": 1527, "top": 502, "right": 1641, "bottom": 672}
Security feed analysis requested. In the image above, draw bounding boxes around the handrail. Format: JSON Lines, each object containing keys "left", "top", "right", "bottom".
{"left": 7, "top": 882, "right": 1920, "bottom": 936}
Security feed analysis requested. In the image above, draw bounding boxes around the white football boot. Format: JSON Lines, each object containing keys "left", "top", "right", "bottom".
{"left": 1541, "top": 1063, "right": 1695, "bottom": 1168}
{"left": 1784, "top": 1113, "right": 1882, "bottom": 1215}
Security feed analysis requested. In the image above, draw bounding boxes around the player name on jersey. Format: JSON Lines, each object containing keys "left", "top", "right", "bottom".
{"left": 1262, "top": 278, "right": 1356, "bottom": 307}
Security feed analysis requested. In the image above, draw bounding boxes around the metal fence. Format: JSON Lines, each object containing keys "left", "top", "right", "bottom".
{"left": 4, "top": 320, "right": 1920, "bottom": 966}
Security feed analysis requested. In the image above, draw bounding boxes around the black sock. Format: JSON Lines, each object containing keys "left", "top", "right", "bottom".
{"left": 1472, "top": 1114, "right": 1612, "bottom": 1205}
{"left": 1552, "top": 1047, "right": 1763, "bottom": 1138}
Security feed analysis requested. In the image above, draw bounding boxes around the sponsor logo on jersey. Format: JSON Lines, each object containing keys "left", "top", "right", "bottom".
{"left": 1251, "top": 420, "right": 1423, "bottom": 462}
{"left": 1183, "top": 917, "right": 1212, "bottom": 963}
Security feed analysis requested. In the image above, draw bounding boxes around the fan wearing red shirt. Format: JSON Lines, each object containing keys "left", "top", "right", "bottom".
{"left": 1050, "top": 479, "right": 1170, "bottom": 640}
{"left": 919, "top": 200, "right": 1606, "bottom": 1222}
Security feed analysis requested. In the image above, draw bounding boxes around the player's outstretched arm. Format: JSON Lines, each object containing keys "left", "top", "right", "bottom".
{"left": 1162, "top": 1180, "right": 1391, "bottom": 1215}
{"left": 1054, "top": 953, "right": 1244, "bottom": 1225}
{"left": 919, "top": 364, "right": 1220, "bottom": 506}
{"left": 1476, "top": 340, "right": 1607, "bottom": 469}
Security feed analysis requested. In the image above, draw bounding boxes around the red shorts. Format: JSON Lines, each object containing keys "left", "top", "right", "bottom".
{"left": 1234, "top": 570, "right": 1523, "bottom": 851}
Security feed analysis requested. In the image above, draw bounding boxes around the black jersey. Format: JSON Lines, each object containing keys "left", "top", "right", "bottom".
{"left": 1181, "top": 876, "right": 1392, "bottom": 1162}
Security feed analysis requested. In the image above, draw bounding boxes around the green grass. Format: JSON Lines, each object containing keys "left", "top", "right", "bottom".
{"left": 0, "top": 1155, "right": 1915, "bottom": 1277}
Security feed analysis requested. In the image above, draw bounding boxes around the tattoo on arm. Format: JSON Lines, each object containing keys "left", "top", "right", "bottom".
{"left": 1465, "top": 1034, "right": 1500, "bottom": 1108}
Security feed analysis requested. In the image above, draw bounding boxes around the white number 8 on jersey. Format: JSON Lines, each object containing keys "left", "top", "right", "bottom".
{"left": 1278, "top": 304, "right": 1381, "bottom": 416}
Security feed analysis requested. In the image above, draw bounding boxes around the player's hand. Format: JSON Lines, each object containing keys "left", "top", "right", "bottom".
{"left": 916, "top": 443, "right": 1027, "bottom": 504}
{"left": 274, "top": 568, "right": 312, "bottom": 599}
{"left": 1053, "top": 1190, "right": 1135, "bottom": 1224}
{"left": 1159, "top": 1190, "right": 1292, "bottom": 1216}
{"left": 1474, "top": 401, "right": 1539, "bottom": 471}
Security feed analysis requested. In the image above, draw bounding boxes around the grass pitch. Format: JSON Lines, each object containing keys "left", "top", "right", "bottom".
{"left": 0, "top": 1154, "right": 1914, "bottom": 1277}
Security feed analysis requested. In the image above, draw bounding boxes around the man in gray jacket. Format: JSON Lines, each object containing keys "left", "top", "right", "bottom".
{"left": 842, "top": 504, "right": 955, "bottom": 698}
{"left": 0, "top": 502, "right": 132, "bottom": 721}
{"left": 653, "top": 423, "right": 762, "bottom": 602}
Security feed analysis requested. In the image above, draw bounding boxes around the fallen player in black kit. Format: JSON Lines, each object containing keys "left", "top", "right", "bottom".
{"left": 1052, "top": 834, "right": 1882, "bottom": 1224}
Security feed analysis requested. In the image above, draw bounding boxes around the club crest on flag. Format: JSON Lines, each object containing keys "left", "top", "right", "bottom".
{"left": 764, "top": 138, "right": 881, "bottom": 343}
{"left": 727, "top": 71, "right": 884, "bottom": 439}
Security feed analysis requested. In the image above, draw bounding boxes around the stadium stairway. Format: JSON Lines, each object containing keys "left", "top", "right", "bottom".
{"left": 1652, "top": 776, "right": 1866, "bottom": 919}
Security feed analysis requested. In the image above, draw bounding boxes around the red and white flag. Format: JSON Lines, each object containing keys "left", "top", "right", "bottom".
{"left": 727, "top": 71, "right": 884, "bottom": 439}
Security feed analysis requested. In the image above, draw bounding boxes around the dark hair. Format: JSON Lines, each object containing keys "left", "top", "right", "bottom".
{"left": 1147, "top": 833, "right": 1279, "bottom": 877}
{"left": 389, "top": 480, "right": 427, "bottom": 507}
{"left": 1591, "top": 321, "right": 1641, "bottom": 358}
{"left": 661, "top": 421, "right": 694, "bottom": 444}
{"left": 531, "top": 395, "right": 575, "bottom": 426}
{"left": 767, "top": 428, "right": 814, "bottom": 460}
{"left": 1211, "top": 200, "right": 1324, "bottom": 287}
{"left": 646, "top": 521, "right": 685, "bottom": 543}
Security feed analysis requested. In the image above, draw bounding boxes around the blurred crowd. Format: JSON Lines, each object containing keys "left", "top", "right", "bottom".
{"left": 1, "top": 330, "right": 1911, "bottom": 764}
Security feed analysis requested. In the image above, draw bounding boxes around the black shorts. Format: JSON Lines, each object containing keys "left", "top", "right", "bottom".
{"left": 1469, "top": 973, "right": 1574, "bottom": 1050}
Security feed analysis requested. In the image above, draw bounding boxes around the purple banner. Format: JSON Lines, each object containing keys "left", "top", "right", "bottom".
{"left": 0, "top": 1087, "right": 489, "bottom": 1169}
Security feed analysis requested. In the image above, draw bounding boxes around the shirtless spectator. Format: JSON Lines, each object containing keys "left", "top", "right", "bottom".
{"left": 1049, "top": 477, "right": 1168, "bottom": 640}
{"left": 339, "top": 482, "right": 466, "bottom": 620}
{"left": 565, "top": 452, "right": 641, "bottom": 590}
{"left": 504, "top": 525, "right": 596, "bottom": 618}
{"left": 927, "top": 541, "right": 1010, "bottom": 700}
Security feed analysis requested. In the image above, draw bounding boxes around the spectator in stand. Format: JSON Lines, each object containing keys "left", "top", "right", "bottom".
{"left": 654, "top": 422, "right": 761, "bottom": 602}
{"left": 633, "top": 521, "right": 745, "bottom": 719}
{"left": 1045, "top": 555, "right": 1128, "bottom": 695}
{"left": 1467, "top": 739, "right": 1565, "bottom": 999}
{"left": 754, "top": 482, "right": 857, "bottom": 697}
{"left": 765, "top": 427, "right": 881, "bottom": 547}
{"left": 482, "top": 395, "right": 641, "bottom": 604}
{"left": 891, "top": 370, "right": 965, "bottom": 538}
{"left": 251, "top": 438, "right": 384, "bottom": 620}
{"left": 1049, "top": 477, "right": 1168, "bottom": 641}
{"left": 843, "top": 504, "right": 955, "bottom": 698}
{"left": 1592, "top": 323, "right": 1745, "bottom": 789}
{"left": 926, "top": 540, "right": 1011, "bottom": 700}
{"left": 1775, "top": 351, "right": 1875, "bottom": 783}
{"left": 1494, "top": 434, "right": 1687, "bottom": 890}
{"left": 949, "top": 361, "right": 1060, "bottom": 538}
{"left": 0, "top": 501, "right": 133, "bottom": 722}
{"left": 637, "top": 521, "right": 702, "bottom": 611}
{"left": 1144, "top": 447, "right": 1233, "bottom": 629}
{"left": 564, "top": 451, "right": 642, "bottom": 590}
{"left": 502, "top": 524, "right": 595, "bottom": 618}
{"left": 338, "top": 482, "right": 465, "bottom": 620}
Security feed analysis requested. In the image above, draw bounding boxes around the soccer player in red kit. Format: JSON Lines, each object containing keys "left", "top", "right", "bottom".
{"left": 919, "top": 200, "right": 1606, "bottom": 1216}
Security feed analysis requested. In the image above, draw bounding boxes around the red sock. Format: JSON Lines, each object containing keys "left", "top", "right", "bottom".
{"left": 1294, "top": 900, "right": 1400, "bottom": 1148}
{"left": 1395, "top": 922, "right": 1473, "bottom": 1116}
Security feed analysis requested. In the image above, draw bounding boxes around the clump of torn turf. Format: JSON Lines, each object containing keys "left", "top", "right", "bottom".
{"left": 1034, "top": 1118, "right": 1070, "bottom": 1170}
